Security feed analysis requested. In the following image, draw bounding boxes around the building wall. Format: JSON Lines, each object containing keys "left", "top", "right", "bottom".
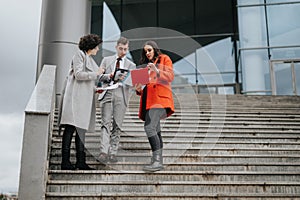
{"left": 38, "top": 0, "right": 300, "bottom": 95}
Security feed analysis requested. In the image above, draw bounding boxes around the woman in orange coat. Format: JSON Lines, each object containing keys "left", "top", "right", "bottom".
{"left": 135, "top": 40, "right": 174, "bottom": 172}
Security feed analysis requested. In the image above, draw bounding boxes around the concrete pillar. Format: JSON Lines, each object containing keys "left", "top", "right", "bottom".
{"left": 37, "top": 0, "right": 91, "bottom": 104}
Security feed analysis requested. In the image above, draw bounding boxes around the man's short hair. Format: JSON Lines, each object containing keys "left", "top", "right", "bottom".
{"left": 117, "top": 37, "right": 129, "bottom": 45}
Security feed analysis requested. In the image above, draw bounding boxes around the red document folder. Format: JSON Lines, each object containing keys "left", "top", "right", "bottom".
{"left": 131, "top": 67, "right": 149, "bottom": 85}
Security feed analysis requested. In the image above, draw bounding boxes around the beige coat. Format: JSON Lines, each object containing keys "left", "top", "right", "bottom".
{"left": 59, "top": 50, "right": 99, "bottom": 132}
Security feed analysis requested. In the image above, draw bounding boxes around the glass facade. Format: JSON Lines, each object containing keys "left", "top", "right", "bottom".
{"left": 238, "top": 0, "right": 300, "bottom": 95}
{"left": 91, "top": 0, "right": 300, "bottom": 95}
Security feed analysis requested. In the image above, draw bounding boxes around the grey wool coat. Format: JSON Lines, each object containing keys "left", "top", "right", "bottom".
{"left": 59, "top": 50, "right": 99, "bottom": 132}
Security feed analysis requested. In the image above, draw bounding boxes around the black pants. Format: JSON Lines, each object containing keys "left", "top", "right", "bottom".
{"left": 61, "top": 124, "right": 86, "bottom": 164}
{"left": 144, "top": 108, "right": 166, "bottom": 151}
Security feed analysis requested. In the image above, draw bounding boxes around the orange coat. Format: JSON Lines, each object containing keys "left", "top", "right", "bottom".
{"left": 138, "top": 54, "right": 175, "bottom": 121}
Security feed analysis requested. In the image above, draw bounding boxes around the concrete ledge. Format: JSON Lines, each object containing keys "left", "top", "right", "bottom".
{"left": 18, "top": 65, "right": 56, "bottom": 200}
{"left": 25, "top": 65, "right": 56, "bottom": 114}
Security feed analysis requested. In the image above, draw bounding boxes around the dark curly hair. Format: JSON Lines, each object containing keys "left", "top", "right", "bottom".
{"left": 139, "top": 40, "right": 162, "bottom": 64}
{"left": 78, "top": 34, "right": 102, "bottom": 52}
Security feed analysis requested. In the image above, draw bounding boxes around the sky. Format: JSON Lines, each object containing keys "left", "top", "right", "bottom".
{"left": 0, "top": 0, "right": 42, "bottom": 193}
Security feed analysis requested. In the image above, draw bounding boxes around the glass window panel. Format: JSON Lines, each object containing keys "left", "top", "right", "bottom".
{"left": 158, "top": 0, "right": 194, "bottom": 35}
{"left": 91, "top": 0, "right": 239, "bottom": 93}
{"left": 195, "top": 0, "right": 235, "bottom": 35}
{"left": 218, "top": 87, "right": 235, "bottom": 95}
{"left": 267, "top": 0, "right": 300, "bottom": 3}
{"left": 173, "top": 54, "right": 197, "bottom": 78}
{"left": 173, "top": 74, "right": 195, "bottom": 85}
{"left": 273, "top": 63, "right": 294, "bottom": 95}
{"left": 221, "top": 73, "right": 237, "bottom": 84}
{"left": 91, "top": 5, "right": 103, "bottom": 37}
{"left": 197, "top": 74, "right": 224, "bottom": 85}
{"left": 267, "top": 3, "right": 300, "bottom": 47}
{"left": 295, "top": 63, "right": 300, "bottom": 95}
{"left": 238, "top": 0, "right": 264, "bottom": 6}
{"left": 240, "top": 49, "right": 271, "bottom": 94}
{"left": 199, "top": 73, "right": 235, "bottom": 85}
{"left": 197, "top": 73, "right": 235, "bottom": 85}
{"left": 197, "top": 37, "right": 235, "bottom": 72}
{"left": 238, "top": 5, "right": 268, "bottom": 48}
{"left": 198, "top": 86, "right": 217, "bottom": 94}
{"left": 171, "top": 84, "right": 196, "bottom": 94}
{"left": 271, "top": 47, "right": 300, "bottom": 60}
{"left": 106, "top": 0, "right": 121, "bottom": 27}
{"left": 122, "top": 0, "right": 157, "bottom": 30}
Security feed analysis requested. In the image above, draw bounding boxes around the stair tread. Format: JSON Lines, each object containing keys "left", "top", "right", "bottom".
{"left": 48, "top": 170, "right": 300, "bottom": 175}
{"left": 49, "top": 161, "right": 300, "bottom": 165}
{"left": 47, "top": 180, "right": 300, "bottom": 185}
{"left": 46, "top": 191, "right": 300, "bottom": 197}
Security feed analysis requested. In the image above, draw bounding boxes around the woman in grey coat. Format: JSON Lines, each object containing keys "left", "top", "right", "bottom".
{"left": 59, "top": 34, "right": 103, "bottom": 170}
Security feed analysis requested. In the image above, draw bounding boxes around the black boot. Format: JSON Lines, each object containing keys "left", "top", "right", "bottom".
{"left": 143, "top": 149, "right": 163, "bottom": 172}
{"left": 143, "top": 134, "right": 163, "bottom": 172}
{"left": 157, "top": 131, "right": 163, "bottom": 149}
{"left": 75, "top": 129, "right": 95, "bottom": 170}
{"left": 149, "top": 132, "right": 163, "bottom": 164}
{"left": 61, "top": 125, "right": 76, "bottom": 170}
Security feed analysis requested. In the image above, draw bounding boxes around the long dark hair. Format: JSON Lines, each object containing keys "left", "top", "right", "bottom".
{"left": 139, "top": 40, "right": 162, "bottom": 64}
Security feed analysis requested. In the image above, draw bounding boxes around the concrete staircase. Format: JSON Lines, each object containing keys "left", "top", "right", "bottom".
{"left": 46, "top": 94, "right": 300, "bottom": 199}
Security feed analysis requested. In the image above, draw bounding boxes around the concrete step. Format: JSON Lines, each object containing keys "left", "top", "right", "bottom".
{"left": 45, "top": 192, "right": 300, "bottom": 200}
{"left": 102, "top": 112, "right": 300, "bottom": 117}
{"left": 51, "top": 139, "right": 300, "bottom": 148}
{"left": 98, "top": 111, "right": 300, "bottom": 117}
{"left": 55, "top": 112, "right": 300, "bottom": 121}
{"left": 49, "top": 153, "right": 300, "bottom": 163}
{"left": 47, "top": 94, "right": 300, "bottom": 199}
{"left": 53, "top": 126, "right": 300, "bottom": 133}
{"left": 46, "top": 179, "right": 300, "bottom": 194}
{"left": 54, "top": 118, "right": 300, "bottom": 126}
{"left": 47, "top": 170, "right": 300, "bottom": 184}
{"left": 52, "top": 129, "right": 300, "bottom": 138}
{"left": 51, "top": 134, "right": 300, "bottom": 141}
{"left": 50, "top": 149, "right": 300, "bottom": 158}
{"left": 48, "top": 161, "right": 300, "bottom": 172}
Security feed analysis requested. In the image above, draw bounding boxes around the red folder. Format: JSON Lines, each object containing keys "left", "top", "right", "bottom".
{"left": 131, "top": 68, "right": 149, "bottom": 85}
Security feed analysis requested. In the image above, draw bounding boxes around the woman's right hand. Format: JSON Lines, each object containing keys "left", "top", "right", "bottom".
{"left": 97, "top": 67, "right": 105, "bottom": 76}
{"left": 135, "top": 83, "right": 142, "bottom": 93}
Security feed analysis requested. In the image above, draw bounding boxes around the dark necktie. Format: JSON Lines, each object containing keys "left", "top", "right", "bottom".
{"left": 116, "top": 57, "right": 122, "bottom": 70}
{"left": 112, "top": 57, "right": 122, "bottom": 83}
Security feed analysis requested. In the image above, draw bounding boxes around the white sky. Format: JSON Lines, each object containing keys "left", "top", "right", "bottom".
{"left": 0, "top": 0, "right": 42, "bottom": 193}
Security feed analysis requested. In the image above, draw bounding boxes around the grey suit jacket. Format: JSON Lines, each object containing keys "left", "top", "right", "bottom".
{"left": 98, "top": 55, "right": 136, "bottom": 106}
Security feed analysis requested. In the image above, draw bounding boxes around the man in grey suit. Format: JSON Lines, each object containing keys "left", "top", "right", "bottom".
{"left": 97, "top": 37, "right": 136, "bottom": 163}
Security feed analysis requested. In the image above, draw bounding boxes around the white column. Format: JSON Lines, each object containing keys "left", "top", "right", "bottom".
{"left": 37, "top": 0, "right": 91, "bottom": 104}
{"left": 238, "top": 3, "right": 267, "bottom": 94}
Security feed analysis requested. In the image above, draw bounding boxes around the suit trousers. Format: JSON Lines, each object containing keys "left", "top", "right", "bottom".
{"left": 99, "top": 87, "right": 127, "bottom": 155}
